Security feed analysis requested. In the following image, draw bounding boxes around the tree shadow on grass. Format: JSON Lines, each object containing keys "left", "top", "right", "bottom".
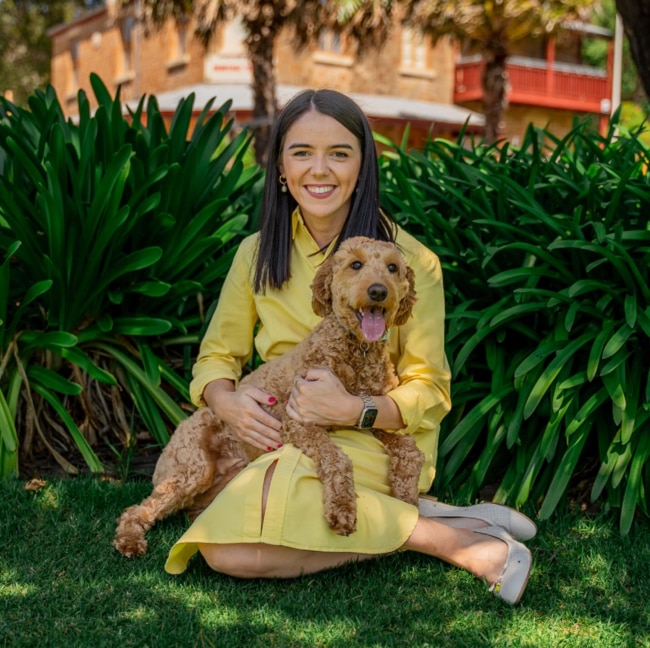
{"left": 1, "top": 478, "right": 648, "bottom": 648}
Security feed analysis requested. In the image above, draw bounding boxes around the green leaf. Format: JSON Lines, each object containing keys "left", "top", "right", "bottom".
{"left": 111, "top": 317, "right": 172, "bottom": 336}
{"left": 524, "top": 333, "right": 593, "bottom": 419}
{"left": 0, "top": 390, "right": 18, "bottom": 455}
{"left": 587, "top": 322, "right": 614, "bottom": 381}
{"left": 20, "top": 331, "right": 78, "bottom": 350}
{"left": 602, "top": 323, "right": 634, "bottom": 359}
{"left": 565, "top": 387, "right": 609, "bottom": 437}
{"left": 620, "top": 427, "right": 650, "bottom": 536}
{"left": 125, "top": 373, "right": 170, "bottom": 446}
{"left": 440, "top": 386, "right": 513, "bottom": 457}
{"left": 488, "top": 302, "right": 544, "bottom": 328}
{"left": 31, "top": 384, "right": 104, "bottom": 473}
{"left": 92, "top": 343, "right": 185, "bottom": 426}
{"left": 591, "top": 432, "right": 629, "bottom": 501}
{"left": 514, "top": 340, "right": 566, "bottom": 379}
{"left": 57, "top": 347, "right": 118, "bottom": 386}
{"left": 539, "top": 425, "right": 590, "bottom": 520}
{"left": 138, "top": 343, "right": 162, "bottom": 387}
{"left": 624, "top": 294, "right": 637, "bottom": 328}
{"left": 0, "top": 378, "right": 19, "bottom": 476}
{"left": 26, "top": 366, "right": 83, "bottom": 396}
{"left": 128, "top": 281, "right": 171, "bottom": 297}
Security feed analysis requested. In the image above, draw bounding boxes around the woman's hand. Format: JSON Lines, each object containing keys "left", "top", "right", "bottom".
{"left": 286, "top": 368, "right": 362, "bottom": 427}
{"left": 202, "top": 379, "right": 283, "bottom": 452}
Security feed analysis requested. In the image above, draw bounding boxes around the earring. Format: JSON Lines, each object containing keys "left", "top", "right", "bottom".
{"left": 279, "top": 175, "right": 287, "bottom": 193}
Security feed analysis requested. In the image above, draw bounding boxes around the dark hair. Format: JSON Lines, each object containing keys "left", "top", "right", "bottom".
{"left": 253, "top": 89, "right": 396, "bottom": 293}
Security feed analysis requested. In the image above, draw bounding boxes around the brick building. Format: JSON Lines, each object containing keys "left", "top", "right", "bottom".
{"left": 48, "top": 2, "right": 615, "bottom": 149}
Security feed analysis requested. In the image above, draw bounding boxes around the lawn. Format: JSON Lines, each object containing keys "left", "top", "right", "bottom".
{"left": 1, "top": 477, "right": 649, "bottom": 648}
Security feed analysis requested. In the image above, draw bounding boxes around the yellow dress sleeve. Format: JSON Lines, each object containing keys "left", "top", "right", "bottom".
{"left": 189, "top": 235, "right": 259, "bottom": 406}
{"left": 388, "top": 228, "right": 452, "bottom": 436}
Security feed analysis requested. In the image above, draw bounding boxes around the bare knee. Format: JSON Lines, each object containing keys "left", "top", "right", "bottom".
{"left": 198, "top": 543, "right": 279, "bottom": 578}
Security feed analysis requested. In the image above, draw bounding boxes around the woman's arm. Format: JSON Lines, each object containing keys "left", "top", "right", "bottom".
{"left": 192, "top": 237, "right": 283, "bottom": 451}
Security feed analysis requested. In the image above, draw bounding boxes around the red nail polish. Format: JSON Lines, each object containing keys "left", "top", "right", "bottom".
{"left": 268, "top": 397, "right": 276, "bottom": 404}
{"left": 267, "top": 446, "right": 274, "bottom": 452}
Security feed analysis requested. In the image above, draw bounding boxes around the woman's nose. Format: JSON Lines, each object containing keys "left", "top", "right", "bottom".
{"left": 311, "top": 155, "right": 329, "bottom": 175}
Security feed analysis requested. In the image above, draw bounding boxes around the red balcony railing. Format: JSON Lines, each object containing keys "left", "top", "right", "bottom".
{"left": 454, "top": 56, "right": 611, "bottom": 115}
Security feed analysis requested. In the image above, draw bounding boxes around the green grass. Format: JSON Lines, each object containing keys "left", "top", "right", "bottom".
{"left": 1, "top": 477, "right": 649, "bottom": 648}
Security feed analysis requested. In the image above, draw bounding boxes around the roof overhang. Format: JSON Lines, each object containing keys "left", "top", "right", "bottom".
{"left": 125, "top": 83, "right": 485, "bottom": 130}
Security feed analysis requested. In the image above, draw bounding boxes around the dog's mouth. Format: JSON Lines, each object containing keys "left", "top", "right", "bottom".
{"left": 356, "top": 307, "right": 387, "bottom": 342}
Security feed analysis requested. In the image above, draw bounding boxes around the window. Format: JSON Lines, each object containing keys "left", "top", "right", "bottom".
{"left": 318, "top": 28, "right": 342, "bottom": 55}
{"left": 120, "top": 16, "right": 135, "bottom": 73}
{"left": 313, "top": 27, "right": 353, "bottom": 67}
{"left": 167, "top": 17, "right": 190, "bottom": 68}
{"left": 70, "top": 39, "right": 80, "bottom": 95}
{"left": 401, "top": 27, "right": 427, "bottom": 71}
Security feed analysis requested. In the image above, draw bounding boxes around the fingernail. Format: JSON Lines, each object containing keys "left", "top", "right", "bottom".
{"left": 278, "top": 444, "right": 283, "bottom": 449}
{"left": 268, "top": 397, "right": 276, "bottom": 404}
{"left": 267, "top": 446, "right": 274, "bottom": 452}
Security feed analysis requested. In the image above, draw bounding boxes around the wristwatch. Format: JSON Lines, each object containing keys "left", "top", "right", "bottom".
{"left": 357, "top": 393, "right": 378, "bottom": 429}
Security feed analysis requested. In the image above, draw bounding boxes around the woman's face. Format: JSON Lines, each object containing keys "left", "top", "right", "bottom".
{"left": 279, "top": 110, "right": 362, "bottom": 236}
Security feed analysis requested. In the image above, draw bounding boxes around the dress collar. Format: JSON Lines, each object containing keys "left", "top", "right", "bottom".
{"left": 291, "top": 207, "right": 339, "bottom": 258}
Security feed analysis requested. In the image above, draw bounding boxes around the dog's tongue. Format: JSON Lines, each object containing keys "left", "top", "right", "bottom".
{"left": 360, "top": 308, "right": 386, "bottom": 342}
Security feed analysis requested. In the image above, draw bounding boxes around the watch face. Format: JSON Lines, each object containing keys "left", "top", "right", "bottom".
{"left": 360, "top": 407, "right": 378, "bottom": 429}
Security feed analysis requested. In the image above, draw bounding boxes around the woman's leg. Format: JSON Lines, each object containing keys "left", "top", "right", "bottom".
{"left": 198, "top": 516, "right": 507, "bottom": 581}
{"left": 197, "top": 458, "right": 511, "bottom": 583}
{"left": 198, "top": 461, "right": 507, "bottom": 581}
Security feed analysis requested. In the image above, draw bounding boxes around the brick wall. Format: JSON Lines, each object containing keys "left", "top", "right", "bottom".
{"left": 49, "top": 9, "right": 458, "bottom": 118}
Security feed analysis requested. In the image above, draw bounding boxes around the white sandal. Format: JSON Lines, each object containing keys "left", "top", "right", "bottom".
{"left": 474, "top": 525, "right": 532, "bottom": 605}
{"left": 418, "top": 496, "right": 537, "bottom": 541}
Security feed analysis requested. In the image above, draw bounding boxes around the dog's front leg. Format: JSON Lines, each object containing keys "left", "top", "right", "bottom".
{"left": 284, "top": 420, "right": 357, "bottom": 536}
{"left": 372, "top": 430, "right": 423, "bottom": 506}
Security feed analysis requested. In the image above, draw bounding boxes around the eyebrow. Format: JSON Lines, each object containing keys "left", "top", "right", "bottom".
{"left": 286, "top": 143, "right": 355, "bottom": 150}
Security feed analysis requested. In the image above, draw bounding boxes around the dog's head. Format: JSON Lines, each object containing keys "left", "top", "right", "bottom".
{"left": 311, "top": 236, "right": 417, "bottom": 341}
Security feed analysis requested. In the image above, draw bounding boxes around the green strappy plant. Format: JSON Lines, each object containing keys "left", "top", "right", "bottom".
{"left": 0, "top": 74, "right": 261, "bottom": 477}
{"left": 378, "top": 117, "right": 650, "bottom": 534}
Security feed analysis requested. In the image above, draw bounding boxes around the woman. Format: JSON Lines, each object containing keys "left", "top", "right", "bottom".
{"left": 165, "top": 89, "right": 535, "bottom": 604}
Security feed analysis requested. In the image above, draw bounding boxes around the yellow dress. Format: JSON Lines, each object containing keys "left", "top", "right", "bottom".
{"left": 165, "top": 211, "right": 451, "bottom": 574}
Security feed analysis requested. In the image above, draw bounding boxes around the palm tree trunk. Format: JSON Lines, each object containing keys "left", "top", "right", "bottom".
{"left": 246, "top": 33, "right": 278, "bottom": 167}
{"left": 482, "top": 47, "right": 509, "bottom": 143}
{"left": 615, "top": 0, "right": 650, "bottom": 103}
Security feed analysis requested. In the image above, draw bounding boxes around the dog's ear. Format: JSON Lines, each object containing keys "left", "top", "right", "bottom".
{"left": 394, "top": 265, "right": 417, "bottom": 326}
{"left": 311, "top": 256, "right": 335, "bottom": 316}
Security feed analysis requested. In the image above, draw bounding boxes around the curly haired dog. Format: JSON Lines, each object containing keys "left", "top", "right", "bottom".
{"left": 114, "top": 236, "right": 424, "bottom": 557}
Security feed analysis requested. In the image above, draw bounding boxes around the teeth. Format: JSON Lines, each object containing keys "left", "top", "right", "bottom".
{"left": 308, "top": 186, "right": 334, "bottom": 194}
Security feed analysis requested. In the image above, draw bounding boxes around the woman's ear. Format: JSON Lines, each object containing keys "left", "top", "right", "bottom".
{"left": 310, "top": 256, "right": 335, "bottom": 317}
{"left": 394, "top": 265, "right": 417, "bottom": 326}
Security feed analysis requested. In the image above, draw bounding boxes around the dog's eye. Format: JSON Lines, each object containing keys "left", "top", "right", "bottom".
{"left": 351, "top": 261, "right": 363, "bottom": 270}
{"left": 387, "top": 263, "right": 398, "bottom": 273}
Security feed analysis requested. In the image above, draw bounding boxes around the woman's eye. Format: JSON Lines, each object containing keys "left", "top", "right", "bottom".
{"left": 332, "top": 151, "right": 348, "bottom": 158}
{"left": 351, "top": 261, "right": 363, "bottom": 270}
{"left": 387, "top": 263, "right": 398, "bottom": 273}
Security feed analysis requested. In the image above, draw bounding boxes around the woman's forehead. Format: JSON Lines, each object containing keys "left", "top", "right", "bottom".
{"left": 283, "top": 110, "right": 360, "bottom": 148}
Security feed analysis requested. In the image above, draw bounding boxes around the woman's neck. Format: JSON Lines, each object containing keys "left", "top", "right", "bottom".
{"left": 301, "top": 213, "right": 347, "bottom": 250}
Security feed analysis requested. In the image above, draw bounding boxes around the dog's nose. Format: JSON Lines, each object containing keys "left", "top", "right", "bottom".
{"left": 367, "top": 283, "right": 387, "bottom": 302}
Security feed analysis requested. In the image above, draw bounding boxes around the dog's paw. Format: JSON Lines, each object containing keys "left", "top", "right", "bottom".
{"left": 113, "top": 534, "right": 148, "bottom": 558}
{"left": 391, "top": 481, "right": 420, "bottom": 506}
{"left": 326, "top": 510, "right": 357, "bottom": 536}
